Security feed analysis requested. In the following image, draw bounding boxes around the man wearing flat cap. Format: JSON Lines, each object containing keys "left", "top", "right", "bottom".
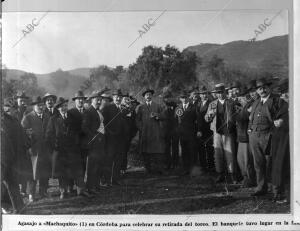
{"left": 21, "top": 96, "right": 51, "bottom": 201}
{"left": 82, "top": 91, "right": 107, "bottom": 192}
{"left": 136, "top": 88, "right": 166, "bottom": 174}
{"left": 205, "top": 83, "right": 238, "bottom": 184}
{"left": 101, "top": 89, "right": 125, "bottom": 185}
{"left": 248, "top": 77, "right": 283, "bottom": 197}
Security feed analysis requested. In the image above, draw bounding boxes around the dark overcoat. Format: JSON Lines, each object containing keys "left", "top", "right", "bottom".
{"left": 175, "top": 103, "right": 197, "bottom": 138}
{"left": 101, "top": 103, "right": 125, "bottom": 157}
{"left": 46, "top": 112, "right": 83, "bottom": 178}
{"left": 271, "top": 100, "right": 289, "bottom": 187}
{"left": 21, "top": 111, "right": 51, "bottom": 180}
{"left": 135, "top": 102, "right": 165, "bottom": 154}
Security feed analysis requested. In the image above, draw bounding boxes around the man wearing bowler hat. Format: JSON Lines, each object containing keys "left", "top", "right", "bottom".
{"left": 205, "top": 83, "right": 238, "bottom": 183}
{"left": 42, "top": 93, "right": 58, "bottom": 117}
{"left": 82, "top": 90, "right": 107, "bottom": 192}
{"left": 196, "top": 86, "right": 214, "bottom": 172}
{"left": 21, "top": 96, "right": 51, "bottom": 201}
{"left": 248, "top": 77, "right": 282, "bottom": 196}
{"left": 101, "top": 89, "right": 125, "bottom": 185}
{"left": 136, "top": 88, "right": 166, "bottom": 174}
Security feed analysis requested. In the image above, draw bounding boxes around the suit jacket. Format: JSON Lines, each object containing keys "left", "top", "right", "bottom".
{"left": 175, "top": 103, "right": 197, "bottom": 138}
{"left": 249, "top": 94, "right": 281, "bottom": 133}
{"left": 205, "top": 99, "right": 236, "bottom": 134}
{"left": 67, "top": 107, "right": 85, "bottom": 146}
{"left": 101, "top": 103, "right": 124, "bottom": 137}
{"left": 82, "top": 106, "right": 102, "bottom": 146}
{"left": 196, "top": 99, "right": 212, "bottom": 136}
{"left": 21, "top": 111, "right": 51, "bottom": 179}
{"left": 12, "top": 106, "right": 31, "bottom": 122}
{"left": 44, "top": 107, "right": 59, "bottom": 117}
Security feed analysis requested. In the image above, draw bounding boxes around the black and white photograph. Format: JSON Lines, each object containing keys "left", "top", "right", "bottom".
{"left": 1, "top": 0, "right": 299, "bottom": 230}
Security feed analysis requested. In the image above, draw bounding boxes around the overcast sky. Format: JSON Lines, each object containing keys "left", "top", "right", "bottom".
{"left": 3, "top": 10, "right": 288, "bottom": 74}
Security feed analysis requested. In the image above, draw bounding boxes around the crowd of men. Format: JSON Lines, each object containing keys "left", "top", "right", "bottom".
{"left": 1, "top": 76, "right": 290, "bottom": 214}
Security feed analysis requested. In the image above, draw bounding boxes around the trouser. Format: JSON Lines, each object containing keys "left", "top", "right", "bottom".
{"left": 165, "top": 134, "right": 179, "bottom": 168}
{"left": 86, "top": 136, "right": 106, "bottom": 189}
{"left": 198, "top": 132, "right": 214, "bottom": 170}
{"left": 2, "top": 179, "right": 24, "bottom": 212}
{"left": 180, "top": 136, "right": 196, "bottom": 171}
{"left": 249, "top": 132, "right": 270, "bottom": 192}
{"left": 237, "top": 142, "right": 256, "bottom": 184}
{"left": 80, "top": 148, "right": 88, "bottom": 176}
{"left": 29, "top": 178, "right": 49, "bottom": 196}
{"left": 121, "top": 136, "right": 133, "bottom": 171}
{"left": 213, "top": 133, "right": 236, "bottom": 174}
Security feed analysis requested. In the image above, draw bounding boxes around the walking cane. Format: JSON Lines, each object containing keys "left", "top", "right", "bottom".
{"left": 110, "top": 161, "right": 115, "bottom": 186}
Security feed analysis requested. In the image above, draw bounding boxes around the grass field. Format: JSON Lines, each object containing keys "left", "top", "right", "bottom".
{"left": 23, "top": 168, "right": 290, "bottom": 215}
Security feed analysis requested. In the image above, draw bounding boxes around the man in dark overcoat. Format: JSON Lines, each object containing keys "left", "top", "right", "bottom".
{"left": 175, "top": 90, "right": 197, "bottom": 174}
{"left": 82, "top": 91, "right": 106, "bottom": 192}
{"left": 120, "top": 93, "right": 138, "bottom": 173}
{"left": 196, "top": 86, "right": 214, "bottom": 172}
{"left": 45, "top": 97, "right": 71, "bottom": 199}
{"left": 67, "top": 90, "right": 91, "bottom": 197}
{"left": 2, "top": 101, "right": 26, "bottom": 213}
{"left": 136, "top": 88, "right": 166, "bottom": 174}
{"left": 21, "top": 96, "right": 51, "bottom": 200}
{"left": 271, "top": 79, "right": 289, "bottom": 203}
{"left": 101, "top": 89, "right": 125, "bottom": 185}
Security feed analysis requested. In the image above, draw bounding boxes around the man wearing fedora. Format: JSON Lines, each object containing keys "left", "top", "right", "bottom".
{"left": 82, "top": 91, "right": 107, "bottom": 192}
{"left": 101, "top": 89, "right": 126, "bottom": 185}
{"left": 13, "top": 91, "right": 31, "bottom": 122}
{"left": 248, "top": 77, "right": 282, "bottom": 196}
{"left": 175, "top": 90, "right": 198, "bottom": 175}
{"left": 46, "top": 97, "right": 72, "bottom": 199}
{"left": 205, "top": 83, "right": 238, "bottom": 183}
{"left": 270, "top": 78, "right": 289, "bottom": 203}
{"left": 136, "top": 88, "right": 166, "bottom": 174}
{"left": 21, "top": 96, "right": 51, "bottom": 201}
{"left": 43, "top": 93, "right": 59, "bottom": 117}
{"left": 67, "top": 90, "right": 91, "bottom": 196}
{"left": 196, "top": 86, "right": 214, "bottom": 172}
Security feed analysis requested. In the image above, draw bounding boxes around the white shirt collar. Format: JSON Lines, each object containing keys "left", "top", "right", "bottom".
{"left": 261, "top": 94, "right": 271, "bottom": 104}
{"left": 218, "top": 99, "right": 225, "bottom": 105}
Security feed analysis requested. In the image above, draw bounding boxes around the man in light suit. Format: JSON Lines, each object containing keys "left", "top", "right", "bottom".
{"left": 21, "top": 96, "right": 51, "bottom": 201}
{"left": 205, "top": 84, "right": 237, "bottom": 184}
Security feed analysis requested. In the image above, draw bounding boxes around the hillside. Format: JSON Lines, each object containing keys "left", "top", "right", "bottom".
{"left": 184, "top": 35, "right": 288, "bottom": 77}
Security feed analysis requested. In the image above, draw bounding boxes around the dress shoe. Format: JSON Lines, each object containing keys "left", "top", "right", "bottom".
{"left": 251, "top": 190, "right": 267, "bottom": 197}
